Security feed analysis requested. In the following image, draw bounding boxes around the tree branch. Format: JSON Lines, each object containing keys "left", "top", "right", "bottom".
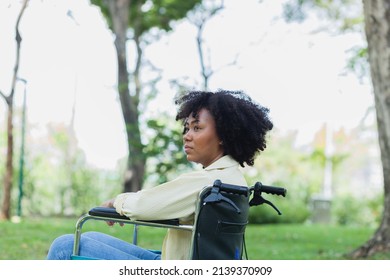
{"left": 0, "top": 90, "right": 6, "bottom": 100}
{"left": 9, "top": 0, "right": 29, "bottom": 100}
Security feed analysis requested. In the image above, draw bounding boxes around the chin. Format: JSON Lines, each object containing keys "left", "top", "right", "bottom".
{"left": 186, "top": 155, "right": 194, "bottom": 161}
{"left": 186, "top": 155, "right": 198, "bottom": 164}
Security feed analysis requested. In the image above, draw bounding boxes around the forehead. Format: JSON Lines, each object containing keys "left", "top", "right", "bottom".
{"left": 186, "top": 108, "right": 214, "bottom": 124}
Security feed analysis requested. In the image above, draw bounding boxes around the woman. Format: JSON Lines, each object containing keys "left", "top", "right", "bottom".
{"left": 47, "top": 89, "right": 273, "bottom": 260}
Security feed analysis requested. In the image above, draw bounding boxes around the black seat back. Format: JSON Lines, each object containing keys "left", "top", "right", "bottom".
{"left": 191, "top": 180, "right": 249, "bottom": 260}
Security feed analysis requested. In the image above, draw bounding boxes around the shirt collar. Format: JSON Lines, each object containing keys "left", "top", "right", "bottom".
{"left": 204, "top": 155, "right": 239, "bottom": 171}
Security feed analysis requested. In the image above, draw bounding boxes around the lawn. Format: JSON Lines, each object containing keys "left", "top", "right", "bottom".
{"left": 1, "top": 216, "right": 389, "bottom": 260}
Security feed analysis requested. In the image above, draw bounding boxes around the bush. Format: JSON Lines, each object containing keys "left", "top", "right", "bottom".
{"left": 248, "top": 195, "right": 310, "bottom": 224}
{"left": 331, "top": 193, "right": 383, "bottom": 227}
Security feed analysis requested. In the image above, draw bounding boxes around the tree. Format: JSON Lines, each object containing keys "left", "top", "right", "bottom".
{"left": 0, "top": 0, "right": 29, "bottom": 220}
{"left": 90, "top": 0, "right": 201, "bottom": 193}
{"left": 187, "top": 0, "right": 241, "bottom": 91}
{"left": 349, "top": 0, "right": 390, "bottom": 258}
{"left": 283, "top": 0, "right": 390, "bottom": 257}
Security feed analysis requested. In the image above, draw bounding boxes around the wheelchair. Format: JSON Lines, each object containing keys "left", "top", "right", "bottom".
{"left": 71, "top": 179, "right": 286, "bottom": 260}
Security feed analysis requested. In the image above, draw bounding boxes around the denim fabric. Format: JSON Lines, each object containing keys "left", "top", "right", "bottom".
{"left": 46, "top": 231, "right": 161, "bottom": 260}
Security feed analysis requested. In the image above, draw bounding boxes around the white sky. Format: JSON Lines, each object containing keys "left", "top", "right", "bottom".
{"left": 0, "top": 0, "right": 374, "bottom": 169}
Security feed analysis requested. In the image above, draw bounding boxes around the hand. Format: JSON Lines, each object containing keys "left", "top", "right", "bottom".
{"left": 106, "top": 220, "right": 124, "bottom": 227}
{"left": 100, "top": 198, "right": 124, "bottom": 227}
{"left": 101, "top": 198, "right": 116, "bottom": 208}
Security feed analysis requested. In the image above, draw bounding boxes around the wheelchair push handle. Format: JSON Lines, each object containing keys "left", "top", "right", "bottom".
{"left": 253, "top": 182, "right": 287, "bottom": 197}
{"left": 213, "top": 180, "right": 287, "bottom": 197}
{"left": 213, "top": 180, "right": 249, "bottom": 196}
{"left": 249, "top": 182, "right": 287, "bottom": 215}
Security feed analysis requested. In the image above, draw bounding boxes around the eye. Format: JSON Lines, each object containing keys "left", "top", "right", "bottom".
{"left": 182, "top": 126, "right": 189, "bottom": 135}
{"left": 193, "top": 126, "right": 200, "bottom": 132}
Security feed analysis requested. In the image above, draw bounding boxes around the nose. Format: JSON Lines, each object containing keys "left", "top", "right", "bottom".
{"left": 183, "top": 130, "right": 192, "bottom": 142}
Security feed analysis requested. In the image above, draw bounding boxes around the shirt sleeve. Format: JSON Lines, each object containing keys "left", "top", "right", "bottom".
{"left": 113, "top": 170, "right": 212, "bottom": 221}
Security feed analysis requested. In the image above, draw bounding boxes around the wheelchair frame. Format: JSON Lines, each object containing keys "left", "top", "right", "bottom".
{"left": 72, "top": 180, "right": 286, "bottom": 260}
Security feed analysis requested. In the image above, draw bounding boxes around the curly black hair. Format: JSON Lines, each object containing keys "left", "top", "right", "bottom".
{"left": 175, "top": 89, "right": 273, "bottom": 167}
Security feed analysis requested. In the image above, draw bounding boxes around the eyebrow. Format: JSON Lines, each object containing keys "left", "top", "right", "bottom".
{"left": 184, "top": 118, "right": 200, "bottom": 126}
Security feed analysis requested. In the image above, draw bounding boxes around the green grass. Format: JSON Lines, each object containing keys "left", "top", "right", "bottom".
{"left": 1, "top": 217, "right": 389, "bottom": 260}
{"left": 245, "top": 224, "right": 382, "bottom": 259}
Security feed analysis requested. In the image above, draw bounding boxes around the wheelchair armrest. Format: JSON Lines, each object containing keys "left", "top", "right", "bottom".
{"left": 88, "top": 207, "right": 180, "bottom": 226}
{"left": 89, "top": 207, "right": 128, "bottom": 219}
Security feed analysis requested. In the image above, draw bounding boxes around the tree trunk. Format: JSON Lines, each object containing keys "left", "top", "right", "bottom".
{"left": 1, "top": 102, "right": 13, "bottom": 220}
{"left": 0, "top": 0, "right": 28, "bottom": 220}
{"left": 348, "top": 0, "right": 390, "bottom": 258}
{"left": 107, "top": 0, "right": 145, "bottom": 193}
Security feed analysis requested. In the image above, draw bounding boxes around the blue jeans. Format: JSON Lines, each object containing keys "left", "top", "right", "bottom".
{"left": 46, "top": 231, "right": 161, "bottom": 260}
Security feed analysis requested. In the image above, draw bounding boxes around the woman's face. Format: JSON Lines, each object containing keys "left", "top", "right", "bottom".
{"left": 183, "top": 108, "right": 224, "bottom": 167}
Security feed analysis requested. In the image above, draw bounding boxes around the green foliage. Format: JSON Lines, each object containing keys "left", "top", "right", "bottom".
{"left": 6, "top": 123, "right": 123, "bottom": 217}
{"left": 91, "top": 0, "right": 202, "bottom": 35}
{"left": 345, "top": 46, "right": 369, "bottom": 81}
{"left": 305, "top": 147, "right": 349, "bottom": 176}
{"left": 283, "top": 0, "right": 364, "bottom": 31}
{"left": 244, "top": 130, "right": 316, "bottom": 224}
{"left": 332, "top": 193, "right": 383, "bottom": 227}
{"left": 245, "top": 126, "right": 381, "bottom": 225}
{"left": 249, "top": 195, "right": 310, "bottom": 224}
{"left": 247, "top": 130, "right": 324, "bottom": 203}
{"left": 144, "top": 113, "right": 192, "bottom": 185}
{"left": 131, "top": 0, "right": 201, "bottom": 33}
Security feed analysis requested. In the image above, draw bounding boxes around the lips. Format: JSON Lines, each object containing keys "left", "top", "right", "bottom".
{"left": 184, "top": 145, "right": 192, "bottom": 153}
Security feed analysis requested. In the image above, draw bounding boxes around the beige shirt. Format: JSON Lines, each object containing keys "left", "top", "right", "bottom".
{"left": 113, "top": 155, "right": 247, "bottom": 260}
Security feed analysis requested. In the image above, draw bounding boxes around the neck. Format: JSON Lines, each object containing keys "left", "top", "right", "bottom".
{"left": 203, "top": 152, "right": 225, "bottom": 168}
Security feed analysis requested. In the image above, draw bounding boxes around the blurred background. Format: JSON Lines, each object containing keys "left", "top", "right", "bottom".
{"left": 0, "top": 0, "right": 382, "bottom": 228}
